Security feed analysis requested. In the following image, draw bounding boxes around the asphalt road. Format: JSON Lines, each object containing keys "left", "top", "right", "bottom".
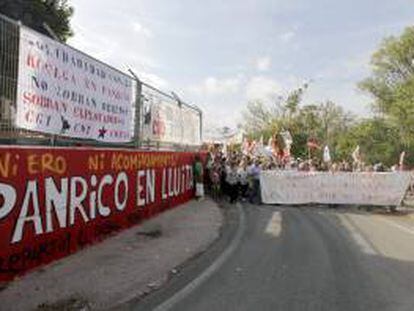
{"left": 164, "top": 204, "right": 414, "bottom": 311}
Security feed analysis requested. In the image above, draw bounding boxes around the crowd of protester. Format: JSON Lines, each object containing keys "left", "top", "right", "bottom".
{"left": 203, "top": 149, "right": 262, "bottom": 204}
{"left": 199, "top": 144, "right": 407, "bottom": 204}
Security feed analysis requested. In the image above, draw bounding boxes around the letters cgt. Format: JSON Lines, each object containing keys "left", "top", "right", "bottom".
{"left": 0, "top": 147, "right": 197, "bottom": 282}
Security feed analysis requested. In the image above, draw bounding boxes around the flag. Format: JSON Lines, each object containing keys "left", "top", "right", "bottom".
{"left": 280, "top": 130, "right": 293, "bottom": 147}
{"left": 258, "top": 135, "right": 264, "bottom": 148}
{"left": 399, "top": 151, "right": 406, "bottom": 168}
{"left": 264, "top": 145, "right": 273, "bottom": 157}
{"left": 283, "top": 148, "right": 291, "bottom": 159}
{"left": 271, "top": 136, "right": 282, "bottom": 159}
{"left": 307, "top": 138, "right": 320, "bottom": 150}
{"left": 267, "top": 137, "right": 273, "bottom": 147}
{"left": 242, "top": 138, "right": 250, "bottom": 155}
{"left": 223, "top": 143, "right": 228, "bottom": 157}
{"left": 249, "top": 140, "right": 257, "bottom": 154}
{"left": 352, "top": 145, "right": 360, "bottom": 163}
{"left": 323, "top": 145, "right": 331, "bottom": 163}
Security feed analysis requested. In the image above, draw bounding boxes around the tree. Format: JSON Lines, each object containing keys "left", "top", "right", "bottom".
{"left": 284, "top": 83, "right": 308, "bottom": 117}
{"left": 242, "top": 84, "right": 309, "bottom": 139}
{"left": 242, "top": 26, "right": 414, "bottom": 167}
{"left": 242, "top": 85, "right": 354, "bottom": 160}
{"left": 297, "top": 104, "right": 321, "bottom": 137}
{"left": 336, "top": 118, "right": 403, "bottom": 166}
{"left": 0, "top": 0, "right": 74, "bottom": 104}
{"left": 319, "top": 101, "right": 354, "bottom": 150}
{"left": 242, "top": 101, "right": 273, "bottom": 135}
{"left": 359, "top": 26, "right": 414, "bottom": 147}
{"left": 0, "top": 0, "right": 74, "bottom": 42}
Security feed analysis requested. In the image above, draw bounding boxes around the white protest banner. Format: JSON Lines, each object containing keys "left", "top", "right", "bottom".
{"left": 16, "top": 26, "right": 134, "bottom": 142}
{"left": 260, "top": 171, "right": 411, "bottom": 206}
{"left": 141, "top": 85, "right": 201, "bottom": 145}
{"left": 181, "top": 104, "right": 201, "bottom": 145}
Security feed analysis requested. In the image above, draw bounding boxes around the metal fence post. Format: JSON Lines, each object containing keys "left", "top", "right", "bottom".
{"left": 199, "top": 109, "right": 203, "bottom": 145}
{"left": 128, "top": 69, "right": 142, "bottom": 148}
{"left": 0, "top": 13, "right": 202, "bottom": 150}
{"left": 133, "top": 78, "right": 142, "bottom": 148}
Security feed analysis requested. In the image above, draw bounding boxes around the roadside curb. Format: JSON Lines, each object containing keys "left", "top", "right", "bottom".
{"left": 0, "top": 199, "right": 223, "bottom": 311}
{"left": 406, "top": 207, "right": 414, "bottom": 220}
{"left": 150, "top": 202, "right": 246, "bottom": 311}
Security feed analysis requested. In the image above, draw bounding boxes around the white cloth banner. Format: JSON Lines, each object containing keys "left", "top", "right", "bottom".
{"left": 141, "top": 85, "right": 201, "bottom": 145}
{"left": 260, "top": 171, "right": 412, "bottom": 206}
{"left": 16, "top": 27, "right": 134, "bottom": 142}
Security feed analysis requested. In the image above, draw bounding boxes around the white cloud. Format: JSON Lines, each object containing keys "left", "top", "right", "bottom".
{"left": 69, "top": 24, "right": 118, "bottom": 61}
{"left": 189, "top": 76, "right": 242, "bottom": 96}
{"left": 69, "top": 19, "right": 158, "bottom": 73}
{"left": 256, "top": 56, "right": 271, "bottom": 72}
{"left": 139, "top": 72, "right": 169, "bottom": 89}
{"left": 201, "top": 104, "right": 240, "bottom": 131}
{"left": 184, "top": 76, "right": 245, "bottom": 129}
{"left": 245, "top": 76, "right": 283, "bottom": 101}
{"left": 315, "top": 53, "right": 371, "bottom": 81}
{"left": 303, "top": 81, "right": 372, "bottom": 116}
{"left": 279, "top": 31, "right": 295, "bottom": 43}
{"left": 132, "top": 22, "right": 153, "bottom": 38}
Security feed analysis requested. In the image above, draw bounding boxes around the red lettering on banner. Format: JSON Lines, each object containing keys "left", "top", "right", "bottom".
{"left": 73, "top": 107, "right": 122, "bottom": 125}
{"left": 23, "top": 91, "right": 68, "bottom": 113}
{"left": 25, "top": 53, "right": 77, "bottom": 86}
{"left": 26, "top": 53, "right": 40, "bottom": 69}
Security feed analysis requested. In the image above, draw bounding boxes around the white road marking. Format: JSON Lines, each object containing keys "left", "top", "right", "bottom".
{"left": 376, "top": 217, "right": 414, "bottom": 236}
{"left": 153, "top": 203, "right": 246, "bottom": 311}
{"left": 340, "top": 215, "right": 378, "bottom": 255}
{"left": 349, "top": 229, "right": 378, "bottom": 255}
{"left": 265, "top": 211, "right": 282, "bottom": 237}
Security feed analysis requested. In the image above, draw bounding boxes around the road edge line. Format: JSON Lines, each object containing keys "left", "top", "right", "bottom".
{"left": 151, "top": 203, "right": 246, "bottom": 311}
{"left": 340, "top": 214, "right": 379, "bottom": 256}
{"left": 375, "top": 216, "right": 414, "bottom": 236}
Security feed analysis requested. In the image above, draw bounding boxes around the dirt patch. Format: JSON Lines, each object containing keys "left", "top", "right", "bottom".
{"left": 36, "top": 296, "right": 91, "bottom": 311}
{"left": 0, "top": 283, "right": 8, "bottom": 293}
{"left": 373, "top": 209, "right": 410, "bottom": 216}
{"left": 136, "top": 228, "right": 163, "bottom": 239}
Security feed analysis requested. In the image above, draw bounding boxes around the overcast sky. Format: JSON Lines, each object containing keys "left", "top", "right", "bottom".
{"left": 68, "top": 0, "right": 414, "bottom": 128}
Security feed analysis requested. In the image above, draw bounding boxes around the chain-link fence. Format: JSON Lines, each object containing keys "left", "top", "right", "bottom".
{"left": 139, "top": 82, "right": 202, "bottom": 151}
{"left": 0, "top": 13, "right": 202, "bottom": 150}
{"left": 0, "top": 13, "right": 30, "bottom": 142}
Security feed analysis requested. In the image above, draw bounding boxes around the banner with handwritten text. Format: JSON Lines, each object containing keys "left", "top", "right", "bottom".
{"left": 261, "top": 171, "right": 411, "bottom": 206}
{"left": 16, "top": 27, "right": 134, "bottom": 142}
{"left": 0, "top": 146, "right": 198, "bottom": 281}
